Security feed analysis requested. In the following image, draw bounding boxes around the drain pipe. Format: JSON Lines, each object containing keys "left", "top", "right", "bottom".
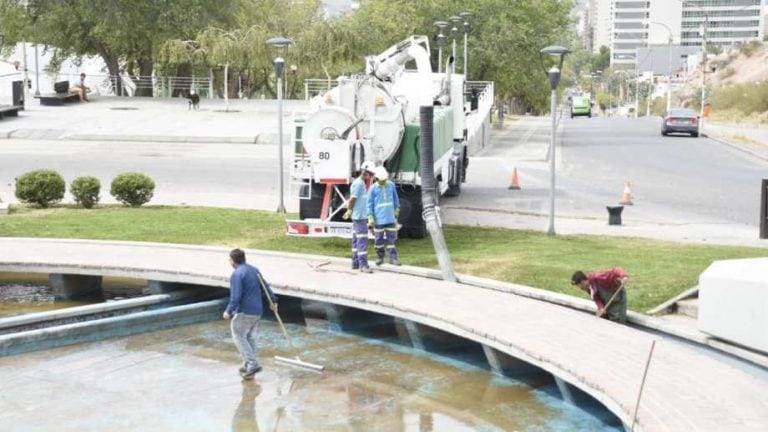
{"left": 420, "top": 105, "right": 456, "bottom": 282}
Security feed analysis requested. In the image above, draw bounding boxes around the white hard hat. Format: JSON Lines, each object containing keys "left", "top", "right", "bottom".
{"left": 360, "top": 161, "right": 376, "bottom": 174}
{"left": 374, "top": 166, "right": 389, "bottom": 182}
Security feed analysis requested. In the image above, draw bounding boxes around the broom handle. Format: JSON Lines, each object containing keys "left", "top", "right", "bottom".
{"left": 600, "top": 281, "right": 625, "bottom": 317}
{"left": 257, "top": 273, "right": 294, "bottom": 348}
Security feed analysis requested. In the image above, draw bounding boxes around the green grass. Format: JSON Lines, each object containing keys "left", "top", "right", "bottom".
{"left": 2, "top": 205, "right": 766, "bottom": 312}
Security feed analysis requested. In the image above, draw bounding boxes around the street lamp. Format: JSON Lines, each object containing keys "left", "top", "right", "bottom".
{"left": 539, "top": 45, "right": 570, "bottom": 236}
{"left": 460, "top": 12, "right": 472, "bottom": 77}
{"left": 434, "top": 21, "right": 449, "bottom": 73}
{"left": 266, "top": 36, "right": 294, "bottom": 214}
{"left": 650, "top": 22, "right": 674, "bottom": 113}
{"left": 448, "top": 15, "right": 460, "bottom": 63}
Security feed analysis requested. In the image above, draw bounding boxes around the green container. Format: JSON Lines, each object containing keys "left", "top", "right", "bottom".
{"left": 388, "top": 106, "right": 454, "bottom": 181}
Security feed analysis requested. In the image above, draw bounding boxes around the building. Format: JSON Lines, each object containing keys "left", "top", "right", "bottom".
{"left": 590, "top": 0, "right": 613, "bottom": 53}
{"left": 588, "top": 1, "right": 766, "bottom": 69}
{"left": 680, "top": 0, "right": 766, "bottom": 48}
{"left": 611, "top": 0, "right": 682, "bottom": 69}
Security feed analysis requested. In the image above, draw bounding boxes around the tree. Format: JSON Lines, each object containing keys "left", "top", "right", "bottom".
{"left": 0, "top": 0, "right": 236, "bottom": 96}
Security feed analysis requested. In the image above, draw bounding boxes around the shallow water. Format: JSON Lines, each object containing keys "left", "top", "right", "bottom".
{"left": 0, "top": 314, "right": 621, "bottom": 431}
{"left": 0, "top": 274, "right": 148, "bottom": 318}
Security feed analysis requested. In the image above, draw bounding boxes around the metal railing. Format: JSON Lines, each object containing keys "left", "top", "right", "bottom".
{"left": 45, "top": 73, "right": 213, "bottom": 98}
{"left": 303, "top": 78, "right": 339, "bottom": 100}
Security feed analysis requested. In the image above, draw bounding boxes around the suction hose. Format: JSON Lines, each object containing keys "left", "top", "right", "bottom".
{"left": 419, "top": 105, "right": 457, "bottom": 282}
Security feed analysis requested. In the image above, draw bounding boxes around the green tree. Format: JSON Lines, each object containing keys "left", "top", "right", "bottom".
{"left": 0, "top": 0, "right": 235, "bottom": 96}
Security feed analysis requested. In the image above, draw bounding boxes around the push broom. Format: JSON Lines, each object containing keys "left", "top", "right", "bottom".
{"left": 258, "top": 274, "right": 324, "bottom": 372}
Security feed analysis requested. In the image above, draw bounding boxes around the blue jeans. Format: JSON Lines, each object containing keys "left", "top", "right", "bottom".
{"left": 230, "top": 313, "right": 261, "bottom": 370}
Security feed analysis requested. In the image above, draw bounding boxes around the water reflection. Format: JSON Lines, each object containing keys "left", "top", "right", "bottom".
{"left": 232, "top": 382, "right": 261, "bottom": 432}
{"left": 0, "top": 274, "right": 148, "bottom": 318}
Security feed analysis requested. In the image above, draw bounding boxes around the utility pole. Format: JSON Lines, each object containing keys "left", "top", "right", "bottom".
{"left": 700, "top": 13, "right": 708, "bottom": 129}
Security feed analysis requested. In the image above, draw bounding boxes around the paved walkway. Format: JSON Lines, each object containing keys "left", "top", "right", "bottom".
{"left": 0, "top": 237, "right": 766, "bottom": 431}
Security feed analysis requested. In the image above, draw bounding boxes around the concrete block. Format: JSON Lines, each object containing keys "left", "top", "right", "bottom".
{"left": 698, "top": 257, "right": 768, "bottom": 354}
{"left": 0, "top": 202, "right": 8, "bottom": 215}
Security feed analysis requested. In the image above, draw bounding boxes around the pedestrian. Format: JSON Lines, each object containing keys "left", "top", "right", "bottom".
{"left": 367, "top": 166, "right": 401, "bottom": 266}
{"left": 69, "top": 73, "right": 90, "bottom": 102}
{"left": 571, "top": 267, "right": 629, "bottom": 323}
{"left": 343, "top": 161, "right": 375, "bottom": 273}
{"left": 223, "top": 248, "right": 278, "bottom": 379}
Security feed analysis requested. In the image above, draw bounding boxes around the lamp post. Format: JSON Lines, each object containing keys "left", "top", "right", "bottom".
{"left": 539, "top": 45, "right": 571, "bottom": 236}
{"left": 460, "top": 12, "right": 472, "bottom": 77}
{"left": 650, "top": 22, "right": 674, "bottom": 113}
{"left": 448, "top": 15, "right": 460, "bottom": 62}
{"left": 266, "top": 36, "right": 294, "bottom": 214}
{"left": 434, "top": 21, "right": 448, "bottom": 73}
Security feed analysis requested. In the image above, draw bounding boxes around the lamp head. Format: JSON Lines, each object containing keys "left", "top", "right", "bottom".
{"left": 539, "top": 45, "right": 570, "bottom": 89}
{"left": 266, "top": 37, "right": 294, "bottom": 49}
{"left": 434, "top": 20, "right": 449, "bottom": 32}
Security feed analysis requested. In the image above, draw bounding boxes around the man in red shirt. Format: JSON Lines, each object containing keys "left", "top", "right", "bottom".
{"left": 571, "top": 268, "right": 629, "bottom": 323}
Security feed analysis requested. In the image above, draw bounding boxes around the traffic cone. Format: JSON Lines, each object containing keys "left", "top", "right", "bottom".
{"left": 619, "top": 182, "right": 634, "bottom": 205}
{"left": 508, "top": 167, "right": 521, "bottom": 190}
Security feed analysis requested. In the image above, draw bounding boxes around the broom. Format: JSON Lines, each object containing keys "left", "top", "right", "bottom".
{"left": 258, "top": 273, "right": 324, "bottom": 372}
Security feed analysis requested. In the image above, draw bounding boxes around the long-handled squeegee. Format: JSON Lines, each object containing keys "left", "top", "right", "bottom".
{"left": 258, "top": 274, "right": 324, "bottom": 372}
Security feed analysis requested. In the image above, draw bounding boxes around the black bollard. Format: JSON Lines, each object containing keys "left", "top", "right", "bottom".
{"left": 607, "top": 206, "right": 624, "bottom": 226}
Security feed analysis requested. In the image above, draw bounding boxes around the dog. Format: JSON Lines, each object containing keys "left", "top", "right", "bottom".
{"left": 186, "top": 92, "right": 200, "bottom": 111}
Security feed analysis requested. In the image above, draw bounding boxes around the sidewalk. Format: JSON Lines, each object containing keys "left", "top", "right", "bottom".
{"left": 703, "top": 120, "right": 768, "bottom": 161}
{"left": 0, "top": 96, "right": 308, "bottom": 143}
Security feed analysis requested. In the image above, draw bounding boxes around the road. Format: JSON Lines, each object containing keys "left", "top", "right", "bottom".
{"left": 444, "top": 115, "right": 768, "bottom": 229}
{"left": 1, "top": 111, "right": 766, "bottom": 240}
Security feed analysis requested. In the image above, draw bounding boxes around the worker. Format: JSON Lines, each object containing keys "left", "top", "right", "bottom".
{"left": 367, "top": 166, "right": 401, "bottom": 266}
{"left": 223, "top": 248, "right": 278, "bottom": 379}
{"left": 343, "top": 161, "right": 375, "bottom": 273}
{"left": 571, "top": 267, "right": 629, "bottom": 323}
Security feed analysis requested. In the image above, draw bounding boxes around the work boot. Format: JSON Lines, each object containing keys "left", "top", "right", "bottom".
{"left": 240, "top": 365, "right": 263, "bottom": 380}
{"left": 375, "top": 256, "right": 384, "bottom": 266}
{"left": 352, "top": 263, "right": 360, "bottom": 270}
{"left": 360, "top": 266, "right": 372, "bottom": 274}
{"left": 238, "top": 363, "right": 247, "bottom": 374}
{"left": 389, "top": 258, "right": 401, "bottom": 266}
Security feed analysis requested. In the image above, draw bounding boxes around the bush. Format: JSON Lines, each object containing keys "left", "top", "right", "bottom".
{"left": 110, "top": 172, "right": 155, "bottom": 207}
{"left": 70, "top": 176, "right": 101, "bottom": 209}
{"left": 15, "top": 169, "right": 65, "bottom": 208}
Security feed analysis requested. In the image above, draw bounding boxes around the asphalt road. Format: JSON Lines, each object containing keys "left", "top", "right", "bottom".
{"left": 1, "top": 112, "right": 765, "bottom": 230}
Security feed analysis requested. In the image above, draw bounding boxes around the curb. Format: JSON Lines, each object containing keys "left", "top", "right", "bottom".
{"left": 64, "top": 134, "right": 262, "bottom": 144}
{"left": 702, "top": 130, "right": 768, "bottom": 163}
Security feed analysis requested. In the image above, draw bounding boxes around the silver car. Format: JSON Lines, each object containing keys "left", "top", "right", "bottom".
{"left": 661, "top": 109, "right": 700, "bottom": 137}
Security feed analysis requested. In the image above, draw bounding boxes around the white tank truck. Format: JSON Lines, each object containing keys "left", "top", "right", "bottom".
{"left": 286, "top": 35, "right": 494, "bottom": 238}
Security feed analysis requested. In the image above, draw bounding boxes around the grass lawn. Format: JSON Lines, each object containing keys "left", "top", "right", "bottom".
{"left": 1, "top": 205, "right": 766, "bottom": 312}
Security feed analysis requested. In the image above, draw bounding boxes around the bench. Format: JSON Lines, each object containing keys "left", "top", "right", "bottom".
{"left": 0, "top": 104, "right": 23, "bottom": 120}
{"left": 35, "top": 93, "right": 81, "bottom": 106}
{"left": 34, "top": 80, "right": 82, "bottom": 106}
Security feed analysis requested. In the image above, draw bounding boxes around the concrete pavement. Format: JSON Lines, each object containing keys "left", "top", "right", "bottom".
{"left": 1, "top": 237, "right": 767, "bottom": 431}
{"left": 703, "top": 120, "right": 768, "bottom": 162}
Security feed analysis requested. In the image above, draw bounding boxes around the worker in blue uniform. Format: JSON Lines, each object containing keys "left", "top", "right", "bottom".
{"left": 367, "top": 166, "right": 401, "bottom": 266}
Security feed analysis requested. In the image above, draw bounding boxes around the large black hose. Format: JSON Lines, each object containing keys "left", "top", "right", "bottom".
{"left": 419, "top": 105, "right": 456, "bottom": 282}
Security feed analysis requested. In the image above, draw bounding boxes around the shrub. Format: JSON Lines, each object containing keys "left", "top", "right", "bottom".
{"left": 15, "top": 169, "right": 65, "bottom": 208}
{"left": 110, "top": 172, "right": 155, "bottom": 207}
{"left": 739, "top": 40, "right": 762, "bottom": 57}
{"left": 70, "top": 176, "right": 101, "bottom": 209}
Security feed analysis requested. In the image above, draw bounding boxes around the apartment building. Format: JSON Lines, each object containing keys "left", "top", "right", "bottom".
{"left": 680, "top": 0, "right": 765, "bottom": 48}
{"left": 590, "top": 0, "right": 613, "bottom": 52}
{"left": 588, "top": 0, "right": 766, "bottom": 69}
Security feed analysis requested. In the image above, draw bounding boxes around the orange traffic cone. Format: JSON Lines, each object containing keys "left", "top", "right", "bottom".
{"left": 508, "top": 167, "right": 521, "bottom": 190}
{"left": 619, "top": 182, "right": 634, "bottom": 205}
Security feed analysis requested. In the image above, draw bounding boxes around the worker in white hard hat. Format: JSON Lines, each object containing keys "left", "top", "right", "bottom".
{"left": 343, "top": 161, "right": 375, "bottom": 273}
{"left": 366, "top": 166, "right": 401, "bottom": 266}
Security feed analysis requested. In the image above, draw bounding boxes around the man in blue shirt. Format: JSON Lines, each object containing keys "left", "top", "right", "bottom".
{"left": 367, "top": 166, "right": 401, "bottom": 266}
{"left": 223, "top": 248, "right": 277, "bottom": 379}
{"left": 343, "top": 161, "right": 375, "bottom": 273}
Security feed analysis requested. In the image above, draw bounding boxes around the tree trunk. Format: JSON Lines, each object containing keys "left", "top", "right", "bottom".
{"left": 134, "top": 57, "right": 154, "bottom": 97}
